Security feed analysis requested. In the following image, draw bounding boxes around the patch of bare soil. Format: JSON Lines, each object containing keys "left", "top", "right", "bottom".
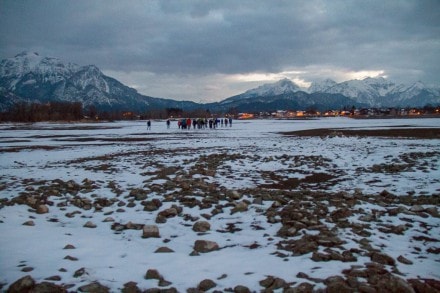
{"left": 260, "top": 172, "right": 338, "bottom": 189}
{"left": 0, "top": 145, "right": 61, "bottom": 153}
{"left": 53, "top": 137, "right": 157, "bottom": 142}
{"left": 282, "top": 127, "right": 440, "bottom": 139}
{"left": 0, "top": 125, "right": 122, "bottom": 131}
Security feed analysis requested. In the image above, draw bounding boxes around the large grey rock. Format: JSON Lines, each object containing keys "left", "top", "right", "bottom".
{"left": 142, "top": 225, "right": 160, "bottom": 238}
{"left": 78, "top": 282, "right": 109, "bottom": 292}
{"left": 7, "top": 275, "right": 35, "bottom": 292}
{"left": 36, "top": 204, "right": 49, "bottom": 214}
{"left": 192, "top": 221, "right": 211, "bottom": 232}
{"left": 194, "top": 240, "right": 219, "bottom": 253}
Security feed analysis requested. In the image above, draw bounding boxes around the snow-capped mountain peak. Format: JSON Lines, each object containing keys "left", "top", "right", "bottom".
{"left": 361, "top": 77, "right": 396, "bottom": 96}
{"left": 244, "top": 78, "right": 301, "bottom": 97}
{"left": 0, "top": 51, "right": 80, "bottom": 87}
{"left": 407, "top": 81, "right": 426, "bottom": 90}
{"left": 0, "top": 52, "right": 202, "bottom": 112}
{"left": 0, "top": 51, "right": 42, "bottom": 78}
{"left": 308, "top": 78, "right": 337, "bottom": 93}
{"left": 0, "top": 52, "right": 115, "bottom": 108}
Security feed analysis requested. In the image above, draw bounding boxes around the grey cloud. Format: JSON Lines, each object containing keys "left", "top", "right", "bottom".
{"left": 1, "top": 0, "right": 439, "bottom": 99}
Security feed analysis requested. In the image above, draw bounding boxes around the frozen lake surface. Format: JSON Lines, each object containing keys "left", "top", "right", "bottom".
{"left": 0, "top": 117, "right": 439, "bottom": 291}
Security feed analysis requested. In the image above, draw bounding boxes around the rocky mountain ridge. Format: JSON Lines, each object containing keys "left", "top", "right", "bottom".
{"left": 1, "top": 52, "right": 439, "bottom": 113}
{"left": 0, "top": 52, "right": 199, "bottom": 112}
{"left": 224, "top": 77, "right": 440, "bottom": 110}
{"left": 310, "top": 77, "right": 440, "bottom": 107}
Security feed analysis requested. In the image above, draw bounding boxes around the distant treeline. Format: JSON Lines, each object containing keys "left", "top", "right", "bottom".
{"left": 0, "top": 102, "right": 83, "bottom": 122}
{"left": 0, "top": 102, "right": 238, "bottom": 122}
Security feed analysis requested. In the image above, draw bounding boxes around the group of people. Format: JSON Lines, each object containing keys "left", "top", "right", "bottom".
{"left": 175, "top": 117, "right": 232, "bottom": 129}
{"left": 146, "top": 118, "right": 233, "bottom": 130}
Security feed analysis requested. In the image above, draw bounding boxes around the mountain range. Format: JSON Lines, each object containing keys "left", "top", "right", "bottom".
{"left": 0, "top": 52, "right": 199, "bottom": 112}
{"left": 1, "top": 52, "right": 439, "bottom": 113}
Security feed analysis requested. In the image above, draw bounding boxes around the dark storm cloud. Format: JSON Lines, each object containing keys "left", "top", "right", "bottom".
{"left": 1, "top": 0, "right": 439, "bottom": 99}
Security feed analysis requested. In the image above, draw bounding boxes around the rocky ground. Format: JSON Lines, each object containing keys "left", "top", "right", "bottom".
{"left": 0, "top": 119, "right": 439, "bottom": 292}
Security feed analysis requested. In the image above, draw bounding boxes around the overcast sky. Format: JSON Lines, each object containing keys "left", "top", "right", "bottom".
{"left": 1, "top": 0, "right": 439, "bottom": 102}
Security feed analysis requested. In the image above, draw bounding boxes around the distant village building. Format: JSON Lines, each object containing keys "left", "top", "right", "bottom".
{"left": 237, "top": 113, "right": 254, "bottom": 119}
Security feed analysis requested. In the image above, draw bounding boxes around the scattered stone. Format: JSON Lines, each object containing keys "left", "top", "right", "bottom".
{"left": 63, "top": 244, "right": 75, "bottom": 249}
{"left": 127, "top": 202, "right": 136, "bottom": 208}
{"left": 122, "top": 281, "right": 142, "bottom": 293}
{"left": 33, "top": 281, "right": 67, "bottom": 293}
{"left": 234, "top": 285, "right": 251, "bottom": 293}
{"left": 22, "top": 220, "right": 35, "bottom": 226}
{"left": 154, "top": 247, "right": 174, "bottom": 253}
{"left": 44, "top": 275, "right": 62, "bottom": 281}
{"left": 397, "top": 255, "right": 413, "bottom": 265}
{"left": 277, "top": 234, "right": 319, "bottom": 255}
{"left": 21, "top": 267, "right": 34, "bottom": 272}
{"left": 102, "top": 217, "right": 115, "bottom": 222}
{"left": 253, "top": 197, "right": 263, "bottom": 205}
{"left": 198, "top": 279, "right": 216, "bottom": 291}
{"left": 231, "top": 201, "right": 248, "bottom": 214}
{"left": 129, "top": 188, "right": 148, "bottom": 201}
{"left": 427, "top": 247, "right": 440, "bottom": 254}
{"left": 259, "top": 276, "right": 287, "bottom": 290}
{"left": 83, "top": 221, "right": 97, "bottom": 228}
{"left": 375, "top": 273, "right": 415, "bottom": 293}
{"left": 158, "top": 207, "right": 179, "bottom": 218}
{"left": 36, "top": 204, "right": 49, "bottom": 214}
{"left": 287, "top": 282, "right": 315, "bottom": 292}
{"left": 7, "top": 275, "right": 35, "bottom": 292}
{"left": 73, "top": 267, "right": 86, "bottom": 278}
{"left": 155, "top": 214, "right": 167, "bottom": 224}
{"left": 194, "top": 240, "right": 220, "bottom": 253}
{"left": 145, "top": 269, "right": 162, "bottom": 280}
{"left": 408, "top": 278, "right": 440, "bottom": 293}
{"left": 78, "top": 281, "right": 109, "bottom": 292}
{"left": 330, "top": 208, "right": 352, "bottom": 221}
{"left": 111, "top": 222, "right": 144, "bottom": 232}
{"left": 125, "top": 221, "right": 143, "bottom": 230}
{"left": 425, "top": 207, "right": 439, "bottom": 217}
{"left": 370, "top": 252, "right": 396, "bottom": 266}
{"left": 359, "top": 214, "right": 375, "bottom": 222}
{"left": 189, "top": 250, "right": 200, "bottom": 256}
{"left": 227, "top": 190, "right": 242, "bottom": 200}
{"left": 217, "top": 274, "right": 227, "bottom": 280}
{"left": 64, "top": 255, "right": 78, "bottom": 261}
{"left": 158, "top": 279, "right": 172, "bottom": 287}
{"left": 277, "top": 226, "right": 298, "bottom": 237}
{"left": 410, "top": 205, "right": 425, "bottom": 213}
{"left": 143, "top": 199, "right": 162, "bottom": 212}
{"left": 325, "top": 276, "right": 352, "bottom": 293}
{"left": 142, "top": 225, "right": 160, "bottom": 238}
{"left": 144, "top": 288, "right": 178, "bottom": 293}
{"left": 193, "top": 221, "right": 211, "bottom": 232}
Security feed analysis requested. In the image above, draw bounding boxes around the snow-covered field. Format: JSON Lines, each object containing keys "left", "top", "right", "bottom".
{"left": 0, "top": 117, "right": 439, "bottom": 292}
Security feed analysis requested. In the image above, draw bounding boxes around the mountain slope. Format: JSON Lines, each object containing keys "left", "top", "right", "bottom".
{"left": 1, "top": 52, "right": 439, "bottom": 114}
{"left": 214, "top": 78, "right": 366, "bottom": 112}
{"left": 214, "top": 77, "right": 439, "bottom": 113}
{"left": 219, "top": 78, "right": 301, "bottom": 106}
{"left": 0, "top": 52, "right": 200, "bottom": 112}
{"left": 308, "top": 79, "right": 337, "bottom": 93}
{"left": 310, "top": 77, "right": 440, "bottom": 107}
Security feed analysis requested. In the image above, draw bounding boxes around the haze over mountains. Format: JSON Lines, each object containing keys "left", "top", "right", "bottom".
{"left": 1, "top": 52, "right": 439, "bottom": 113}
